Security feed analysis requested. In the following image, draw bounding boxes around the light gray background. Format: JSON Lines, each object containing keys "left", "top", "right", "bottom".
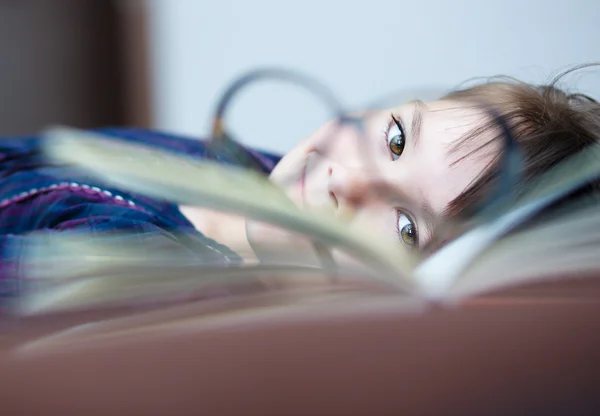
{"left": 147, "top": 0, "right": 599, "bottom": 153}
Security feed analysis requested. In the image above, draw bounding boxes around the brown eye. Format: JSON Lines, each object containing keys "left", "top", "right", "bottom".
{"left": 389, "top": 134, "right": 405, "bottom": 156}
{"left": 397, "top": 212, "right": 418, "bottom": 247}
{"left": 387, "top": 114, "right": 406, "bottom": 159}
{"left": 400, "top": 223, "right": 416, "bottom": 246}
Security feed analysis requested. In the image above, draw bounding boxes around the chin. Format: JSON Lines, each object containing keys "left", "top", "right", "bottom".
{"left": 245, "top": 218, "right": 321, "bottom": 266}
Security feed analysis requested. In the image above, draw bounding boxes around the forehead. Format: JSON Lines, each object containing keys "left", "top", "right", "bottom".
{"left": 397, "top": 100, "right": 498, "bottom": 214}
{"left": 403, "top": 100, "right": 485, "bottom": 145}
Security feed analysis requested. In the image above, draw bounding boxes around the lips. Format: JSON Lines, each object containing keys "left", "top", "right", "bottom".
{"left": 298, "top": 151, "right": 336, "bottom": 211}
{"left": 276, "top": 151, "right": 324, "bottom": 210}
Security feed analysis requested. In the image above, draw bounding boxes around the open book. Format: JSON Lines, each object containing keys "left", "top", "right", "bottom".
{"left": 10, "top": 126, "right": 600, "bottom": 316}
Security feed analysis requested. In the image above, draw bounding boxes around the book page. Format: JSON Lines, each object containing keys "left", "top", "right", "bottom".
{"left": 448, "top": 199, "right": 600, "bottom": 300}
{"left": 414, "top": 141, "right": 600, "bottom": 299}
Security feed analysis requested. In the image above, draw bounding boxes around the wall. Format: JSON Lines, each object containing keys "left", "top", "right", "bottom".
{"left": 147, "top": 0, "right": 599, "bottom": 153}
{"left": 0, "top": 0, "right": 125, "bottom": 135}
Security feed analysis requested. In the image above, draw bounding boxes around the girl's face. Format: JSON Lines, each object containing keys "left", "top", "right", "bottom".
{"left": 244, "top": 99, "right": 498, "bottom": 267}
{"left": 268, "top": 100, "right": 497, "bottom": 250}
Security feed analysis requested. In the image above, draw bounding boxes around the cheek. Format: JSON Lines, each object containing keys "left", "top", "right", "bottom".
{"left": 351, "top": 204, "right": 398, "bottom": 242}
{"left": 273, "top": 111, "right": 388, "bottom": 179}
{"left": 269, "top": 140, "right": 310, "bottom": 188}
{"left": 330, "top": 205, "right": 398, "bottom": 269}
{"left": 420, "top": 151, "right": 496, "bottom": 214}
{"left": 412, "top": 154, "right": 463, "bottom": 214}
{"left": 245, "top": 219, "right": 322, "bottom": 266}
{"left": 269, "top": 119, "right": 337, "bottom": 184}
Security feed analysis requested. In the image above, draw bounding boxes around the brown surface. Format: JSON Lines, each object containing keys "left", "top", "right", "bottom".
{"left": 0, "top": 286, "right": 599, "bottom": 416}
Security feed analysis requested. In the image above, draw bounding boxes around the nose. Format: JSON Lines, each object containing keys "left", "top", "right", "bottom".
{"left": 328, "top": 163, "right": 376, "bottom": 209}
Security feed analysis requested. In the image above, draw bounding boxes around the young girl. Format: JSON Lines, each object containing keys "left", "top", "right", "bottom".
{"left": 0, "top": 66, "right": 598, "bottom": 297}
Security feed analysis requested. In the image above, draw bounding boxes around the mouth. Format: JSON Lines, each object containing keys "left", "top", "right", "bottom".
{"left": 328, "top": 190, "right": 338, "bottom": 209}
{"left": 298, "top": 151, "right": 337, "bottom": 211}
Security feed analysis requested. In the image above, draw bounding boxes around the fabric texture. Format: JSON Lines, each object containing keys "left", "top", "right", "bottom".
{"left": 0, "top": 128, "right": 281, "bottom": 298}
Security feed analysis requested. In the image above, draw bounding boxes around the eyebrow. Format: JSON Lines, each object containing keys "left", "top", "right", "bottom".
{"left": 410, "top": 100, "right": 426, "bottom": 148}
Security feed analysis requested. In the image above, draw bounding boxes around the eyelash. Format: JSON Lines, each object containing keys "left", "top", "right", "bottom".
{"left": 391, "top": 114, "right": 404, "bottom": 133}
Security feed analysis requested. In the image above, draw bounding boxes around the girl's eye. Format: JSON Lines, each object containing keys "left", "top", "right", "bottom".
{"left": 397, "top": 212, "right": 417, "bottom": 247}
{"left": 387, "top": 114, "right": 405, "bottom": 160}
